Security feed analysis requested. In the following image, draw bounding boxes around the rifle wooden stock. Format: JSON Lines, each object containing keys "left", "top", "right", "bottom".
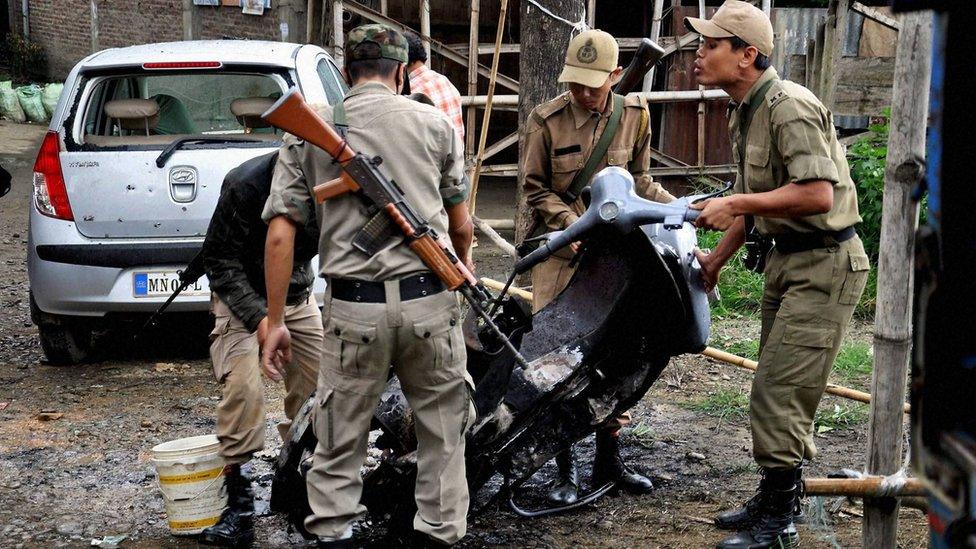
{"left": 262, "top": 88, "right": 358, "bottom": 201}
{"left": 408, "top": 234, "right": 466, "bottom": 290}
{"left": 614, "top": 38, "right": 666, "bottom": 94}
{"left": 314, "top": 174, "right": 360, "bottom": 202}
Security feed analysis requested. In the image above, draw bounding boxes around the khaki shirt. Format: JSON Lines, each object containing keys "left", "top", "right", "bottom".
{"left": 522, "top": 91, "right": 675, "bottom": 231}
{"left": 731, "top": 67, "right": 861, "bottom": 236}
{"left": 262, "top": 82, "right": 468, "bottom": 281}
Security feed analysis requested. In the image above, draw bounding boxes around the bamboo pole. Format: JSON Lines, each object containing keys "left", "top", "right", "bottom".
{"left": 460, "top": 89, "right": 730, "bottom": 107}
{"left": 701, "top": 347, "right": 910, "bottom": 414}
{"left": 586, "top": 0, "right": 596, "bottom": 28}
{"left": 472, "top": 217, "right": 517, "bottom": 258}
{"left": 420, "top": 0, "right": 431, "bottom": 64}
{"left": 481, "top": 277, "right": 533, "bottom": 302}
{"left": 696, "top": 0, "right": 707, "bottom": 169}
{"left": 332, "top": 0, "right": 344, "bottom": 66}
{"left": 863, "top": 11, "right": 931, "bottom": 548}
{"left": 805, "top": 477, "right": 926, "bottom": 498}
{"left": 467, "top": 0, "right": 510, "bottom": 216}
{"left": 642, "top": 0, "right": 665, "bottom": 93}
{"left": 306, "top": 0, "right": 315, "bottom": 43}
{"left": 466, "top": 0, "right": 480, "bottom": 160}
{"left": 761, "top": 0, "right": 772, "bottom": 16}
{"left": 379, "top": 0, "right": 387, "bottom": 15}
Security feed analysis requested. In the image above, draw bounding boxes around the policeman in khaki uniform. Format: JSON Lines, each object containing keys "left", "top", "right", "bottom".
{"left": 261, "top": 24, "right": 476, "bottom": 548}
{"left": 687, "top": 2, "right": 869, "bottom": 548}
{"left": 521, "top": 29, "right": 675, "bottom": 506}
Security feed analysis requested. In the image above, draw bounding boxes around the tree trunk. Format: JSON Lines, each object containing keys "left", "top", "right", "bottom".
{"left": 515, "top": 0, "right": 584, "bottom": 243}
{"left": 863, "top": 10, "right": 932, "bottom": 548}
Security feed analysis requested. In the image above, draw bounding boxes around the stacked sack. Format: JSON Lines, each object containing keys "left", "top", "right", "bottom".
{"left": 0, "top": 82, "right": 63, "bottom": 124}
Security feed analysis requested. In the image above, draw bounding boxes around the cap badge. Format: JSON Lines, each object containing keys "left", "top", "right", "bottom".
{"left": 576, "top": 39, "right": 598, "bottom": 64}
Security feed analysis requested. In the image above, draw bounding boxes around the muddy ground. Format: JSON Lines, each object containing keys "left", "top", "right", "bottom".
{"left": 0, "top": 120, "right": 927, "bottom": 547}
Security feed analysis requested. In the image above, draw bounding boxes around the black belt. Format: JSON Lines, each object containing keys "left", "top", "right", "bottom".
{"left": 773, "top": 226, "right": 856, "bottom": 254}
{"left": 330, "top": 272, "right": 445, "bottom": 303}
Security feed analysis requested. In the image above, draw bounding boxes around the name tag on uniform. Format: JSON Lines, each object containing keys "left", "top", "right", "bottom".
{"left": 554, "top": 144, "right": 582, "bottom": 156}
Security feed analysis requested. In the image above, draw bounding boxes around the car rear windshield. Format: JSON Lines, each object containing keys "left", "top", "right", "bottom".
{"left": 78, "top": 70, "right": 287, "bottom": 148}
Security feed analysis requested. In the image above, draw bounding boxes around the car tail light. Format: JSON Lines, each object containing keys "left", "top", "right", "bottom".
{"left": 33, "top": 131, "right": 73, "bottom": 221}
{"left": 142, "top": 61, "right": 222, "bottom": 70}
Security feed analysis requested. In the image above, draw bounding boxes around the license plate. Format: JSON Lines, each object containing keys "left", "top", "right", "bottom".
{"left": 133, "top": 271, "right": 208, "bottom": 298}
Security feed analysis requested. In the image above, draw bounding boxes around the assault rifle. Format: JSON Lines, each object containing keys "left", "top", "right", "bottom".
{"left": 138, "top": 251, "right": 206, "bottom": 334}
{"left": 613, "top": 38, "right": 666, "bottom": 95}
{"left": 261, "top": 89, "right": 529, "bottom": 369}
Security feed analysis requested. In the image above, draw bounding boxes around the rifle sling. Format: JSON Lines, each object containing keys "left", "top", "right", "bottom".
{"left": 560, "top": 93, "right": 625, "bottom": 203}
{"left": 737, "top": 78, "right": 776, "bottom": 236}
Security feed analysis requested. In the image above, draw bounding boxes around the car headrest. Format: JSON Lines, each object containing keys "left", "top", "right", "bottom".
{"left": 231, "top": 97, "right": 274, "bottom": 131}
{"left": 104, "top": 99, "right": 160, "bottom": 132}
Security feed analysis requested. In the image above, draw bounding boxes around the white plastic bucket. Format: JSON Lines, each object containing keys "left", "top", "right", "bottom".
{"left": 151, "top": 434, "right": 227, "bottom": 535}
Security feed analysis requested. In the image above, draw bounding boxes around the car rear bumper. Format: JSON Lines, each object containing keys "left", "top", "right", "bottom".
{"left": 28, "top": 210, "right": 211, "bottom": 317}
{"left": 27, "top": 210, "right": 325, "bottom": 318}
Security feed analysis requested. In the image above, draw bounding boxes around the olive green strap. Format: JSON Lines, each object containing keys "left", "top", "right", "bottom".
{"left": 736, "top": 78, "right": 776, "bottom": 181}
{"left": 562, "top": 93, "right": 625, "bottom": 203}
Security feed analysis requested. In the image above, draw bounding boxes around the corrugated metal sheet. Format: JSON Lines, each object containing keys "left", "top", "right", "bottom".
{"left": 769, "top": 8, "right": 863, "bottom": 84}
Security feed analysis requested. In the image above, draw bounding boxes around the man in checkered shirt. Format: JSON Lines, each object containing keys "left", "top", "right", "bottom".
{"left": 406, "top": 32, "right": 465, "bottom": 145}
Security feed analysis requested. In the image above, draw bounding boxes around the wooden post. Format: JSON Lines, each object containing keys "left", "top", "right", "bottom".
{"left": 307, "top": 0, "right": 315, "bottom": 44}
{"left": 182, "top": 0, "right": 195, "bottom": 41}
{"left": 863, "top": 10, "right": 932, "bottom": 548}
{"left": 820, "top": 0, "right": 850, "bottom": 108}
{"left": 90, "top": 0, "right": 98, "bottom": 53}
{"left": 762, "top": 0, "right": 772, "bottom": 16}
{"left": 319, "top": 0, "right": 330, "bottom": 46}
{"left": 697, "top": 0, "right": 706, "bottom": 168}
{"left": 332, "top": 0, "right": 344, "bottom": 66}
{"left": 466, "top": 0, "right": 480, "bottom": 160}
{"left": 516, "top": 0, "right": 585, "bottom": 243}
{"left": 468, "top": 0, "right": 510, "bottom": 215}
{"left": 587, "top": 0, "right": 596, "bottom": 28}
{"left": 380, "top": 0, "right": 387, "bottom": 15}
{"left": 420, "top": 0, "right": 431, "bottom": 65}
{"left": 642, "top": 0, "right": 665, "bottom": 93}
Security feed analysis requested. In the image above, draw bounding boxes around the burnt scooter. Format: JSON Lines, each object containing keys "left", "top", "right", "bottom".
{"left": 271, "top": 166, "right": 721, "bottom": 534}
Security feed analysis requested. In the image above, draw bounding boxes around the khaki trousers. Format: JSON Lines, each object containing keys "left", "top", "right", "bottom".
{"left": 209, "top": 294, "right": 323, "bottom": 464}
{"left": 304, "top": 285, "right": 476, "bottom": 545}
{"left": 531, "top": 255, "right": 630, "bottom": 435}
{"left": 752, "top": 237, "right": 869, "bottom": 468}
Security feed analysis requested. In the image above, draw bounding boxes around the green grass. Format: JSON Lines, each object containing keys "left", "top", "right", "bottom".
{"left": 683, "top": 388, "right": 750, "bottom": 421}
{"left": 697, "top": 231, "right": 764, "bottom": 319}
{"left": 720, "top": 338, "right": 760, "bottom": 361}
{"left": 696, "top": 230, "right": 879, "bottom": 319}
{"left": 814, "top": 403, "right": 869, "bottom": 433}
{"left": 832, "top": 341, "right": 873, "bottom": 382}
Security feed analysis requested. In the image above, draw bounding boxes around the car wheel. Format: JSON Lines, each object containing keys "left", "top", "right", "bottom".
{"left": 29, "top": 292, "right": 93, "bottom": 365}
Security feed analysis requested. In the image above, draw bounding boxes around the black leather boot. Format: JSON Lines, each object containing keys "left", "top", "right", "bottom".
{"left": 592, "top": 431, "right": 653, "bottom": 494}
{"left": 201, "top": 463, "right": 255, "bottom": 547}
{"left": 547, "top": 446, "right": 580, "bottom": 505}
{"left": 714, "top": 466, "right": 805, "bottom": 531}
{"left": 716, "top": 468, "right": 800, "bottom": 549}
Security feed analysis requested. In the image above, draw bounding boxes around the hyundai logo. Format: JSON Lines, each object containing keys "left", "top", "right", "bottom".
{"left": 170, "top": 167, "right": 197, "bottom": 184}
{"left": 169, "top": 166, "right": 198, "bottom": 203}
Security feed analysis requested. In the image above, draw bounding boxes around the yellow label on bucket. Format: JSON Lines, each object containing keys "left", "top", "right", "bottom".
{"left": 169, "top": 516, "right": 220, "bottom": 530}
{"left": 158, "top": 466, "right": 223, "bottom": 485}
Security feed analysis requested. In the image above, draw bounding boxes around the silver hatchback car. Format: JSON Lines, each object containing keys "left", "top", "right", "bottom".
{"left": 28, "top": 40, "right": 344, "bottom": 364}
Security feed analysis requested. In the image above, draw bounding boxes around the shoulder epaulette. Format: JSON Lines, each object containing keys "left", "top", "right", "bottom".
{"left": 766, "top": 81, "right": 790, "bottom": 110}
